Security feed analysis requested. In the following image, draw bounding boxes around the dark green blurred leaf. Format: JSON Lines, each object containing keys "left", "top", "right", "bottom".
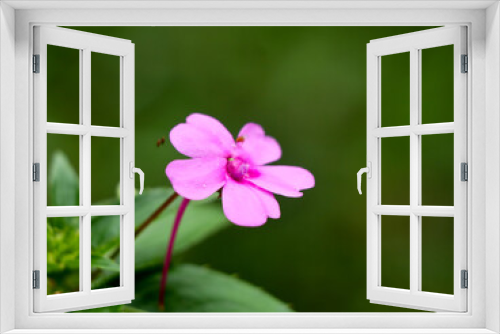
{"left": 91, "top": 214, "right": 120, "bottom": 256}
{"left": 90, "top": 188, "right": 229, "bottom": 289}
{"left": 89, "top": 188, "right": 176, "bottom": 256}
{"left": 49, "top": 151, "right": 79, "bottom": 207}
{"left": 135, "top": 192, "right": 229, "bottom": 270}
{"left": 88, "top": 189, "right": 171, "bottom": 258}
{"left": 132, "top": 264, "right": 293, "bottom": 312}
{"left": 89, "top": 188, "right": 229, "bottom": 267}
{"left": 91, "top": 255, "right": 120, "bottom": 272}
{"left": 134, "top": 188, "right": 177, "bottom": 228}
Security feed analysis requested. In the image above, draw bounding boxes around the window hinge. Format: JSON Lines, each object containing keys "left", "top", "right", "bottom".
{"left": 33, "top": 270, "right": 40, "bottom": 289}
{"left": 461, "top": 162, "right": 468, "bottom": 182}
{"left": 33, "top": 163, "right": 40, "bottom": 182}
{"left": 33, "top": 54, "right": 40, "bottom": 73}
{"left": 461, "top": 54, "right": 468, "bottom": 73}
{"left": 461, "top": 270, "right": 468, "bottom": 289}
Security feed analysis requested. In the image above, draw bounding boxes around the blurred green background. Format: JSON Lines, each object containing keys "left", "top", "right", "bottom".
{"left": 47, "top": 26, "right": 455, "bottom": 312}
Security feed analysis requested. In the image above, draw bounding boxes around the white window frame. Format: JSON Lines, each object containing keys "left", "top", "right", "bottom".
{"left": 1, "top": 1, "right": 499, "bottom": 333}
{"left": 33, "top": 26, "right": 136, "bottom": 313}
{"left": 366, "top": 26, "right": 468, "bottom": 312}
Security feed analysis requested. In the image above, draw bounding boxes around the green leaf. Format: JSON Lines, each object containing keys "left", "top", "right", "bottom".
{"left": 90, "top": 214, "right": 120, "bottom": 256}
{"left": 91, "top": 188, "right": 229, "bottom": 270}
{"left": 49, "top": 151, "right": 79, "bottom": 207}
{"left": 89, "top": 188, "right": 175, "bottom": 256}
{"left": 134, "top": 188, "right": 176, "bottom": 228}
{"left": 131, "top": 264, "right": 293, "bottom": 312}
{"left": 90, "top": 188, "right": 230, "bottom": 289}
{"left": 47, "top": 217, "right": 81, "bottom": 295}
{"left": 91, "top": 255, "right": 120, "bottom": 272}
{"left": 134, "top": 191, "right": 230, "bottom": 270}
{"left": 47, "top": 218, "right": 80, "bottom": 272}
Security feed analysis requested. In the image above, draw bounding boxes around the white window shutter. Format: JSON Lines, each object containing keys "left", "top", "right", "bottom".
{"left": 365, "top": 26, "right": 467, "bottom": 312}
{"left": 33, "top": 26, "right": 135, "bottom": 313}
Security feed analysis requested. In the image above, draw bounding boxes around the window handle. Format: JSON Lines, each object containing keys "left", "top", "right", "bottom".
{"left": 357, "top": 162, "right": 372, "bottom": 195}
{"left": 129, "top": 162, "right": 144, "bottom": 195}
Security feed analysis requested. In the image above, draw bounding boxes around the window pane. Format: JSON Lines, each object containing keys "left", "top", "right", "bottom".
{"left": 421, "top": 45, "right": 454, "bottom": 124}
{"left": 382, "top": 136, "right": 410, "bottom": 205}
{"left": 47, "top": 134, "right": 80, "bottom": 206}
{"left": 381, "top": 215, "right": 410, "bottom": 290}
{"left": 421, "top": 134, "right": 454, "bottom": 206}
{"left": 47, "top": 45, "right": 80, "bottom": 124}
{"left": 421, "top": 217, "right": 454, "bottom": 294}
{"left": 47, "top": 216, "right": 80, "bottom": 295}
{"left": 381, "top": 52, "right": 410, "bottom": 127}
{"left": 91, "top": 137, "right": 121, "bottom": 205}
{"left": 92, "top": 52, "right": 120, "bottom": 127}
{"left": 91, "top": 215, "right": 120, "bottom": 290}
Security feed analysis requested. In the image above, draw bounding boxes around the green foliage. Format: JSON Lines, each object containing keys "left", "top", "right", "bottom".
{"left": 88, "top": 189, "right": 229, "bottom": 272}
{"left": 90, "top": 255, "right": 120, "bottom": 272}
{"left": 47, "top": 217, "right": 80, "bottom": 295}
{"left": 49, "top": 151, "right": 79, "bottom": 207}
{"left": 47, "top": 219, "right": 80, "bottom": 272}
{"left": 48, "top": 151, "right": 292, "bottom": 312}
{"left": 134, "top": 264, "right": 292, "bottom": 312}
{"left": 90, "top": 189, "right": 230, "bottom": 291}
{"left": 134, "top": 191, "right": 229, "bottom": 270}
{"left": 47, "top": 152, "right": 81, "bottom": 294}
{"left": 87, "top": 264, "right": 292, "bottom": 313}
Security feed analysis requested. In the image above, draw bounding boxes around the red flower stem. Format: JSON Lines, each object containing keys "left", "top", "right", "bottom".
{"left": 158, "top": 197, "right": 190, "bottom": 311}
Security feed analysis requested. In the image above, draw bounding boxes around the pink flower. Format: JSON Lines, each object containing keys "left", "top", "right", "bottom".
{"left": 165, "top": 113, "right": 315, "bottom": 227}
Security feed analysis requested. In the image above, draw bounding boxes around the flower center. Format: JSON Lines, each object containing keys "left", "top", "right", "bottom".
{"left": 227, "top": 157, "right": 250, "bottom": 181}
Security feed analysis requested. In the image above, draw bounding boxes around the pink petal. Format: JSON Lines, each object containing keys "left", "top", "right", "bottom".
{"left": 170, "top": 113, "right": 235, "bottom": 158}
{"left": 222, "top": 178, "right": 268, "bottom": 227}
{"left": 165, "top": 157, "right": 227, "bottom": 200}
{"left": 187, "top": 113, "right": 235, "bottom": 150}
{"left": 249, "top": 165, "right": 315, "bottom": 198}
{"left": 237, "top": 123, "right": 281, "bottom": 165}
{"left": 257, "top": 189, "right": 281, "bottom": 219}
{"left": 239, "top": 123, "right": 265, "bottom": 138}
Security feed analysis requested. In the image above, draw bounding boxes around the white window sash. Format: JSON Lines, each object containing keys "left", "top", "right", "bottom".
{"left": 32, "top": 26, "right": 135, "bottom": 313}
{"left": 366, "top": 26, "right": 468, "bottom": 312}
